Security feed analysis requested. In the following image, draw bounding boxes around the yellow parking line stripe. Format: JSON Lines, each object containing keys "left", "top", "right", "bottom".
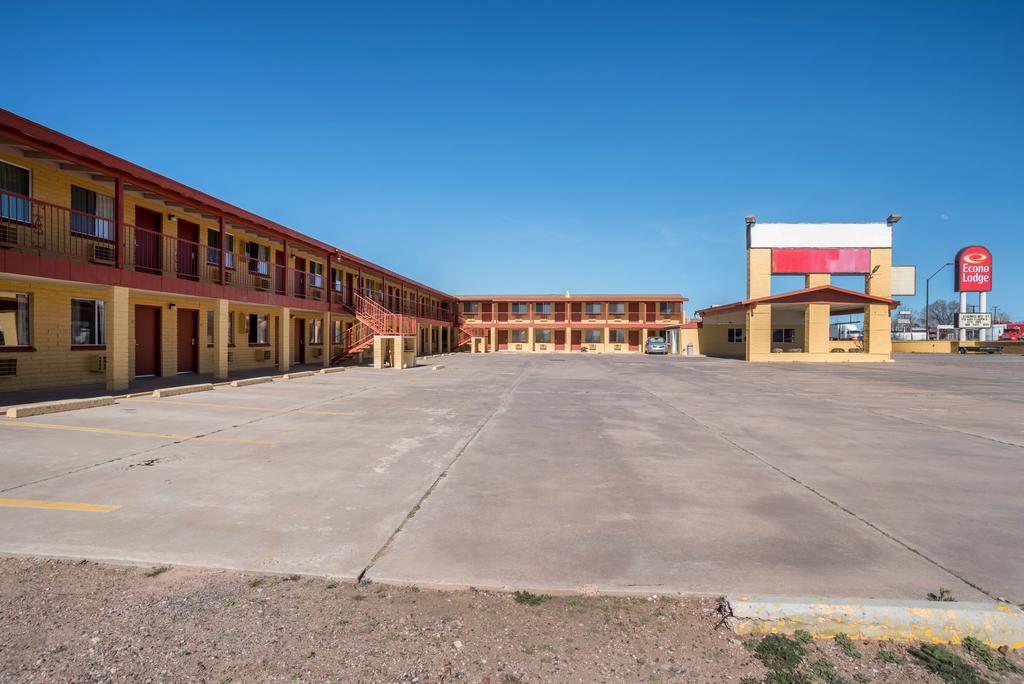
{"left": 0, "top": 421, "right": 276, "bottom": 445}
{"left": 128, "top": 398, "right": 354, "bottom": 417}
{"left": 0, "top": 498, "right": 118, "bottom": 512}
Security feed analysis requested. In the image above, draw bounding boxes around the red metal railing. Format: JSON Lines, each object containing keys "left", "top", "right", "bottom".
{"left": 353, "top": 292, "right": 416, "bottom": 336}
{"left": 1, "top": 190, "right": 117, "bottom": 264}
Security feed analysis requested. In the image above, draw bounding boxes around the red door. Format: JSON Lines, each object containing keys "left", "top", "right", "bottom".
{"left": 275, "top": 249, "right": 286, "bottom": 294}
{"left": 134, "top": 305, "right": 161, "bottom": 377}
{"left": 293, "top": 257, "right": 307, "bottom": 298}
{"left": 176, "top": 219, "right": 199, "bottom": 280}
{"left": 497, "top": 330, "right": 509, "bottom": 350}
{"left": 628, "top": 330, "right": 640, "bottom": 351}
{"left": 294, "top": 318, "right": 305, "bottom": 364}
{"left": 134, "top": 207, "right": 162, "bottom": 274}
{"left": 177, "top": 308, "right": 198, "bottom": 373}
{"left": 571, "top": 303, "right": 582, "bottom": 322}
{"left": 571, "top": 330, "right": 582, "bottom": 350}
{"left": 554, "top": 329, "right": 566, "bottom": 350}
{"left": 628, "top": 302, "right": 640, "bottom": 322}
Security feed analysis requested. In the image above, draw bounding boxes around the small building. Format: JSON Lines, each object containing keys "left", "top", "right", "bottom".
{"left": 695, "top": 217, "right": 907, "bottom": 362}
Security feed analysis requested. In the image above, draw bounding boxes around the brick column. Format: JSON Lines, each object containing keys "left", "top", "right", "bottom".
{"left": 527, "top": 326, "right": 535, "bottom": 351}
{"left": 745, "top": 304, "right": 772, "bottom": 361}
{"left": 213, "top": 298, "right": 230, "bottom": 379}
{"left": 105, "top": 286, "right": 131, "bottom": 391}
{"left": 161, "top": 305, "right": 176, "bottom": 378}
{"left": 278, "top": 307, "right": 291, "bottom": 372}
{"left": 863, "top": 303, "right": 892, "bottom": 357}
{"left": 804, "top": 303, "right": 830, "bottom": 354}
{"left": 322, "top": 311, "right": 331, "bottom": 367}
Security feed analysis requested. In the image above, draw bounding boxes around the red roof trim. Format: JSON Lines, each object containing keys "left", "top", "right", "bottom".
{"left": 0, "top": 108, "right": 452, "bottom": 300}
{"left": 696, "top": 285, "right": 898, "bottom": 316}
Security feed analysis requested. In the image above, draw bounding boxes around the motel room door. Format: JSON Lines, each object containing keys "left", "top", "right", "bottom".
{"left": 134, "top": 305, "right": 161, "bottom": 377}
{"left": 176, "top": 308, "right": 198, "bottom": 373}
{"left": 571, "top": 330, "right": 582, "bottom": 350}
{"left": 294, "top": 318, "right": 306, "bottom": 364}
{"left": 134, "top": 207, "right": 162, "bottom": 274}
{"left": 176, "top": 219, "right": 200, "bottom": 280}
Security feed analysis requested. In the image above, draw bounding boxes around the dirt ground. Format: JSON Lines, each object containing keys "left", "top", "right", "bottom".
{"left": 3, "top": 558, "right": 1019, "bottom": 683}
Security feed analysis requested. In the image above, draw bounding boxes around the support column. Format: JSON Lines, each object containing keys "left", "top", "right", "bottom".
{"left": 804, "top": 303, "right": 829, "bottom": 354}
{"left": 745, "top": 304, "right": 772, "bottom": 361}
{"left": 565, "top": 326, "right": 572, "bottom": 352}
{"left": 863, "top": 303, "right": 892, "bottom": 357}
{"left": 603, "top": 327, "right": 610, "bottom": 352}
{"left": 213, "top": 298, "right": 230, "bottom": 379}
{"left": 323, "top": 311, "right": 332, "bottom": 366}
{"left": 959, "top": 292, "right": 968, "bottom": 342}
{"left": 979, "top": 291, "right": 988, "bottom": 342}
{"left": 490, "top": 326, "right": 497, "bottom": 352}
{"left": 747, "top": 248, "right": 772, "bottom": 299}
{"left": 161, "top": 304, "right": 176, "bottom": 378}
{"left": 527, "top": 326, "right": 535, "bottom": 352}
{"left": 105, "top": 286, "right": 130, "bottom": 391}
{"left": 278, "top": 307, "right": 291, "bottom": 372}
{"left": 806, "top": 273, "right": 831, "bottom": 288}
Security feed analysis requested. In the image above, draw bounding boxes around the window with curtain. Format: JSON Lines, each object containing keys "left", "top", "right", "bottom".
{"left": 70, "top": 186, "right": 114, "bottom": 239}
{"left": 510, "top": 302, "right": 528, "bottom": 314}
{"left": 71, "top": 299, "right": 105, "bottom": 345}
{"left": 309, "top": 318, "right": 323, "bottom": 344}
{"left": 309, "top": 262, "right": 324, "bottom": 288}
{"left": 608, "top": 302, "right": 625, "bottom": 315}
{"left": 535, "top": 329, "right": 552, "bottom": 343}
{"left": 728, "top": 328, "right": 744, "bottom": 343}
{"left": 585, "top": 302, "right": 603, "bottom": 315}
{"left": 609, "top": 329, "right": 626, "bottom": 343}
{"left": 247, "top": 313, "right": 269, "bottom": 344}
{"left": 0, "top": 161, "right": 31, "bottom": 223}
{"left": 534, "top": 302, "right": 552, "bottom": 315}
{"left": 246, "top": 242, "right": 270, "bottom": 275}
{"left": 0, "top": 292, "right": 31, "bottom": 347}
{"left": 585, "top": 329, "right": 602, "bottom": 343}
{"left": 510, "top": 329, "right": 528, "bottom": 343}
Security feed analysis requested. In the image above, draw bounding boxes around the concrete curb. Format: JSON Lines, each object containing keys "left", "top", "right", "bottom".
{"left": 151, "top": 383, "right": 214, "bottom": 398}
{"left": 318, "top": 367, "right": 344, "bottom": 374}
{"left": 281, "top": 371, "right": 315, "bottom": 380}
{"left": 5, "top": 396, "right": 116, "bottom": 418}
{"left": 431, "top": 364, "right": 446, "bottom": 371}
{"left": 725, "top": 595, "right": 1024, "bottom": 649}
{"left": 229, "top": 377, "right": 273, "bottom": 387}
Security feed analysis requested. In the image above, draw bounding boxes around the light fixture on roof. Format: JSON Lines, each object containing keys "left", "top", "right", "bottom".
{"left": 168, "top": 213, "right": 176, "bottom": 222}
{"left": 886, "top": 213, "right": 901, "bottom": 225}
{"left": 744, "top": 215, "right": 756, "bottom": 227}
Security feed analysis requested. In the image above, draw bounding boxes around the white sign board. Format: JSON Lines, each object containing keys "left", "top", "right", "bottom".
{"left": 748, "top": 223, "right": 893, "bottom": 249}
{"left": 954, "top": 312, "right": 992, "bottom": 329}
{"left": 891, "top": 265, "right": 916, "bottom": 296}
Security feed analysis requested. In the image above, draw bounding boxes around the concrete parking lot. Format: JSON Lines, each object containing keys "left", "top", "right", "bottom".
{"left": 0, "top": 353, "right": 1021, "bottom": 603}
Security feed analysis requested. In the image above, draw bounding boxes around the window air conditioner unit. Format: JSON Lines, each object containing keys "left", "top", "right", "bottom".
{"left": 0, "top": 224, "right": 18, "bottom": 245}
{"left": 256, "top": 277, "right": 271, "bottom": 291}
{"left": 90, "top": 244, "right": 115, "bottom": 264}
{"left": 88, "top": 354, "right": 107, "bottom": 373}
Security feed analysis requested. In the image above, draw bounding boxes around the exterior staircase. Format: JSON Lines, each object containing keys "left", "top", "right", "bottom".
{"left": 331, "top": 292, "right": 416, "bottom": 364}
{"left": 457, "top": 317, "right": 488, "bottom": 348}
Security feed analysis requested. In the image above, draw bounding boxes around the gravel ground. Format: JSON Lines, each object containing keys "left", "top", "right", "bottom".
{"left": 1, "top": 557, "right": 1020, "bottom": 683}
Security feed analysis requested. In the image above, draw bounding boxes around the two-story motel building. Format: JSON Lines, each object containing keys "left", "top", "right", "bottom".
{"left": 0, "top": 109, "right": 460, "bottom": 394}
{"left": 0, "top": 110, "right": 696, "bottom": 397}
{"left": 457, "top": 295, "right": 698, "bottom": 353}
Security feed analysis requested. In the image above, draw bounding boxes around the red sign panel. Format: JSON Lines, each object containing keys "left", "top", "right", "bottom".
{"left": 954, "top": 245, "right": 992, "bottom": 292}
{"left": 771, "top": 248, "right": 871, "bottom": 275}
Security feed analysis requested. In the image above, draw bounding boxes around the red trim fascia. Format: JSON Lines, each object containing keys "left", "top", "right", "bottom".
{"left": 0, "top": 108, "right": 453, "bottom": 301}
{"left": 696, "top": 285, "right": 898, "bottom": 317}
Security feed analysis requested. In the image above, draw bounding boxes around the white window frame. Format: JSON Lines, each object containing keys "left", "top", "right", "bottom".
{"left": 0, "top": 160, "right": 32, "bottom": 223}
{"left": 728, "top": 327, "right": 744, "bottom": 343}
{"left": 71, "top": 298, "right": 106, "bottom": 346}
{"left": 584, "top": 329, "right": 602, "bottom": 344}
{"left": 0, "top": 291, "right": 31, "bottom": 347}
{"left": 510, "top": 329, "right": 528, "bottom": 343}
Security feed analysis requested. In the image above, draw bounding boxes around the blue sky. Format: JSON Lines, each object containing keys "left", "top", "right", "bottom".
{"left": 6, "top": 1, "right": 1022, "bottom": 315}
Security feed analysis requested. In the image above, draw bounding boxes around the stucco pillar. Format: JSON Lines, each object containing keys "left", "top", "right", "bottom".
{"left": 278, "top": 307, "right": 291, "bottom": 372}
{"left": 806, "top": 274, "right": 831, "bottom": 288}
{"left": 105, "top": 286, "right": 131, "bottom": 391}
{"left": 527, "top": 326, "right": 535, "bottom": 351}
{"left": 804, "top": 303, "right": 830, "bottom": 354}
{"left": 490, "top": 326, "right": 497, "bottom": 352}
{"left": 213, "top": 298, "right": 230, "bottom": 379}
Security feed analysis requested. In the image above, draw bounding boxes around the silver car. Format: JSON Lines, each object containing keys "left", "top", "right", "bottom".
{"left": 645, "top": 336, "right": 668, "bottom": 354}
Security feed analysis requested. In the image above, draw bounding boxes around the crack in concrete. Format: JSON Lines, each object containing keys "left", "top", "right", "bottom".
{"left": 0, "top": 384, "right": 374, "bottom": 496}
{"left": 631, "top": 380, "right": 1000, "bottom": 602}
{"left": 356, "top": 358, "right": 536, "bottom": 584}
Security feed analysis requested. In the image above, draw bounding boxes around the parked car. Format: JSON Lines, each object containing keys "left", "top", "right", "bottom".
{"left": 645, "top": 336, "right": 668, "bottom": 354}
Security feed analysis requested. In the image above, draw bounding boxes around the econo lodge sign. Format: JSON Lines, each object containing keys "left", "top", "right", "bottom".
{"left": 954, "top": 245, "right": 993, "bottom": 292}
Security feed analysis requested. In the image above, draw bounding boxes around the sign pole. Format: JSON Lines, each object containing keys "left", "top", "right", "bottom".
{"left": 979, "top": 291, "right": 988, "bottom": 342}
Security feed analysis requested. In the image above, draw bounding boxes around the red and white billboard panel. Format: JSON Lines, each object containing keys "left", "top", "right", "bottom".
{"left": 954, "top": 245, "right": 992, "bottom": 292}
{"left": 771, "top": 248, "right": 871, "bottom": 274}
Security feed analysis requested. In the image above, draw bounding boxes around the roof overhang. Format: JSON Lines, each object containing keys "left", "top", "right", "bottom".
{"left": 697, "top": 285, "right": 899, "bottom": 318}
